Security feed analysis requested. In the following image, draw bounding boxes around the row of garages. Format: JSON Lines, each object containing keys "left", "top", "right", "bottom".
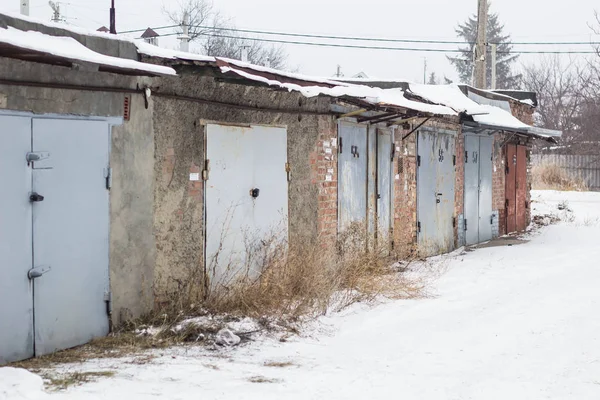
{"left": 0, "top": 13, "right": 560, "bottom": 364}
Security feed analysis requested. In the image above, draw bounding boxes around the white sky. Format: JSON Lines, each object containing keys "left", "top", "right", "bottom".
{"left": 3, "top": 0, "right": 600, "bottom": 83}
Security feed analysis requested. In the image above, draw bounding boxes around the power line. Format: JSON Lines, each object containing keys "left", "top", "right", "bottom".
{"left": 125, "top": 24, "right": 600, "bottom": 46}
{"left": 153, "top": 31, "right": 599, "bottom": 54}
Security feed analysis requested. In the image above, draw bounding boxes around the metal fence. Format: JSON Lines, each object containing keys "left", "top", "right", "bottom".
{"left": 532, "top": 154, "right": 600, "bottom": 191}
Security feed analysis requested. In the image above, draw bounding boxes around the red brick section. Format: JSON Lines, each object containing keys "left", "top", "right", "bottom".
{"left": 454, "top": 129, "right": 465, "bottom": 247}
{"left": 492, "top": 133, "right": 507, "bottom": 236}
{"left": 509, "top": 101, "right": 535, "bottom": 125}
{"left": 315, "top": 117, "right": 338, "bottom": 249}
{"left": 188, "top": 163, "right": 202, "bottom": 202}
{"left": 393, "top": 125, "right": 418, "bottom": 257}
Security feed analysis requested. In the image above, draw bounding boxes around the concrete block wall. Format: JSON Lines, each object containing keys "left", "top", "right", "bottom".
{"left": 151, "top": 74, "right": 335, "bottom": 301}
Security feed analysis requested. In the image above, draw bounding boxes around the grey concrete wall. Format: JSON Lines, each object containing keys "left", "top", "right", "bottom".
{"left": 0, "top": 12, "right": 138, "bottom": 60}
{"left": 0, "top": 58, "right": 155, "bottom": 326}
{"left": 152, "top": 74, "right": 334, "bottom": 298}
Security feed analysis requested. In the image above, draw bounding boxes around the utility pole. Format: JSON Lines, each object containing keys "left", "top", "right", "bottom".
{"left": 474, "top": 0, "right": 488, "bottom": 88}
{"left": 109, "top": 0, "right": 116, "bottom": 34}
{"left": 240, "top": 45, "right": 249, "bottom": 62}
{"left": 178, "top": 12, "right": 190, "bottom": 52}
{"left": 423, "top": 58, "right": 427, "bottom": 84}
{"left": 20, "top": 0, "right": 29, "bottom": 16}
{"left": 491, "top": 43, "right": 497, "bottom": 90}
{"left": 335, "top": 65, "right": 343, "bottom": 78}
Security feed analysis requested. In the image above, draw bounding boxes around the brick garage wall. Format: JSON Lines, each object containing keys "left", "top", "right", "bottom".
{"left": 393, "top": 124, "right": 417, "bottom": 256}
{"left": 314, "top": 117, "right": 338, "bottom": 249}
{"left": 509, "top": 101, "right": 535, "bottom": 125}
{"left": 152, "top": 74, "right": 336, "bottom": 299}
{"left": 454, "top": 126, "right": 465, "bottom": 247}
{"left": 492, "top": 133, "right": 506, "bottom": 236}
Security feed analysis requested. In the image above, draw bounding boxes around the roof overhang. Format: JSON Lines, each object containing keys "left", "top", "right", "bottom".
{"left": 463, "top": 120, "right": 560, "bottom": 143}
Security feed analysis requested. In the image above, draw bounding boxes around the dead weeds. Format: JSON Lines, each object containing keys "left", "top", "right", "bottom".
{"left": 248, "top": 375, "right": 282, "bottom": 384}
{"left": 43, "top": 370, "right": 116, "bottom": 391}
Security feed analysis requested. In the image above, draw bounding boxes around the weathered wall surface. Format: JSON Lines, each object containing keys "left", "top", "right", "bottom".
{"left": 394, "top": 124, "right": 417, "bottom": 256}
{"left": 509, "top": 101, "right": 535, "bottom": 126}
{"left": 492, "top": 133, "right": 507, "bottom": 236}
{"left": 151, "top": 74, "right": 335, "bottom": 298}
{"left": 0, "top": 58, "right": 155, "bottom": 326}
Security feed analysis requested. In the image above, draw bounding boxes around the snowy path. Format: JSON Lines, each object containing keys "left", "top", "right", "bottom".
{"left": 3, "top": 191, "right": 600, "bottom": 400}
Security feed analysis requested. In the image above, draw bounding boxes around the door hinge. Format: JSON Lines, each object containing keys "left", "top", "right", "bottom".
{"left": 465, "top": 151, "right": 468, "bottom": 164}
{"left": 453, "top": 155, "right": 456, "bottom": 166}
{"left": 104, "top": 291, "right": 112, "bottom": 316}
{"left": 203, "top": 160, "right": 210, "bottom": 181}
{"left": 285, "top": 162, "right": 292, "bottom": 182}
{"left": 339, "top": 137, "right": 343, "bottom": 154}
{"left": 491, "top": 215, "right": 494, "bottom": 225}
{"left": 453, "top": 217, "right": 456, "bottom": 228}
{"left": 104, "top": 167, "right": 112, "bottom": 190}
{"left": 417, "top": 155, "right": 421, "bottom": 167}
{"left": 390, "top": 145, "right": 396, "bottom": 162}
{"left": 417, "top": 221, "right": 421, "bottom": 233}
{"left": 464, "top": 219, "right": 468, "bottom": 231}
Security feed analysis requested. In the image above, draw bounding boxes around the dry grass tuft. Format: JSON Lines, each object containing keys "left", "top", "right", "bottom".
{"left": 532, "top": 163, "right": 588, "bottom": 191}
{"left": 198, "top": 223, "right": 426, "bottom": 321}
{"left": 263, "top": 360, "right": 295, "bottom": 368}
{"left": 248, "top": 375, "right": 281, "bottom": 384}
{"left": 44, "top": 371, "right": 116, "bottom": 391}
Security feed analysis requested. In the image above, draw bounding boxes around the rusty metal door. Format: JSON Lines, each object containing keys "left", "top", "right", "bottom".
{"left": 205, "top": 123, "right": 289, "bottom": 290}
{"left": 516, "top": 145, "right": 528, "bottom": 231}
{"left": 377, "top": 128, "right": 393, "bottom": 246}
{"left": 417, "top": 129, "right": 456, "bottom": 255}
{"left": 505, "top": 144, "right": 517, "bottom": 233}
{"left": 338, "top": 121, "right": 368, "bottom": 232}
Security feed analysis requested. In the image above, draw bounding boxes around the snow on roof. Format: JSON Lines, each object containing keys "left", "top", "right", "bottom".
{"left": 135, "top": 41, "right": 216, "bottom": 63}
{"left": 218, "top": 65, "right": 456, "bottom": 116}
{"left": 0, "top": 26, "right": 175, "bottom": 76}
{"left": 1, "top": 11, "right": 129, "bottom": 42}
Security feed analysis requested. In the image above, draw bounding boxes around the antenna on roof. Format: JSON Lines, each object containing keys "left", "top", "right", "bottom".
{"left": 20, "top": 0, "right": 30, "bottom": 16}
{"left": 49, "top": 1, "right": 62, "bottom": 23}
{"left": 109, "top": 0, "right": 116, "bottom": 34}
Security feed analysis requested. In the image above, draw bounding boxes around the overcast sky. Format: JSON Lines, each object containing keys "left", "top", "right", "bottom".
{"left": 4, "top": 0, "right": 600, "bottom": 83}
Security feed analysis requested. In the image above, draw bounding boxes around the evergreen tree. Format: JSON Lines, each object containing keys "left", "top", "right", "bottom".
{"left": 428, "top": 72, "right": 439, "bottom": 85}
{"left": 448, "top": 11, "right": 521, "bottom": 89}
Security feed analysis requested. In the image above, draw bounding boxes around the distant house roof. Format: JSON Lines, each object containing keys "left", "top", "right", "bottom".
{"left": 141, "top": 28, "right": 159, "bottom": 39}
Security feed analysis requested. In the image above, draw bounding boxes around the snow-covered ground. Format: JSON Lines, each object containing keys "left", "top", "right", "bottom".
{"left": 3, "top": 190, "right": 600, "bottom": 400}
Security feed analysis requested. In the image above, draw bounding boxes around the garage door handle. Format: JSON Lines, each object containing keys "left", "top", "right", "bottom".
{"left": 28, "top": 266, "right": 51, "bottom": 279}
{"left": 29, "top": 192, "right": 44, "bottom": 202}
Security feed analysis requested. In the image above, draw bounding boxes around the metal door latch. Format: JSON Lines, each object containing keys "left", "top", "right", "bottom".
{"left": 28, "top": 266, "right": 51, "bottom": 280}
{"left": 26, "top": 152, "right": 50, "bottom": 163}
{"left": 29, "top": 192, "right": 44, "bottom": 202}
{"left": 435, "top": 193, "right": 442, "bottom": 204}
{"left": 250, "top": 188, "right": 260, "bottom": 198}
